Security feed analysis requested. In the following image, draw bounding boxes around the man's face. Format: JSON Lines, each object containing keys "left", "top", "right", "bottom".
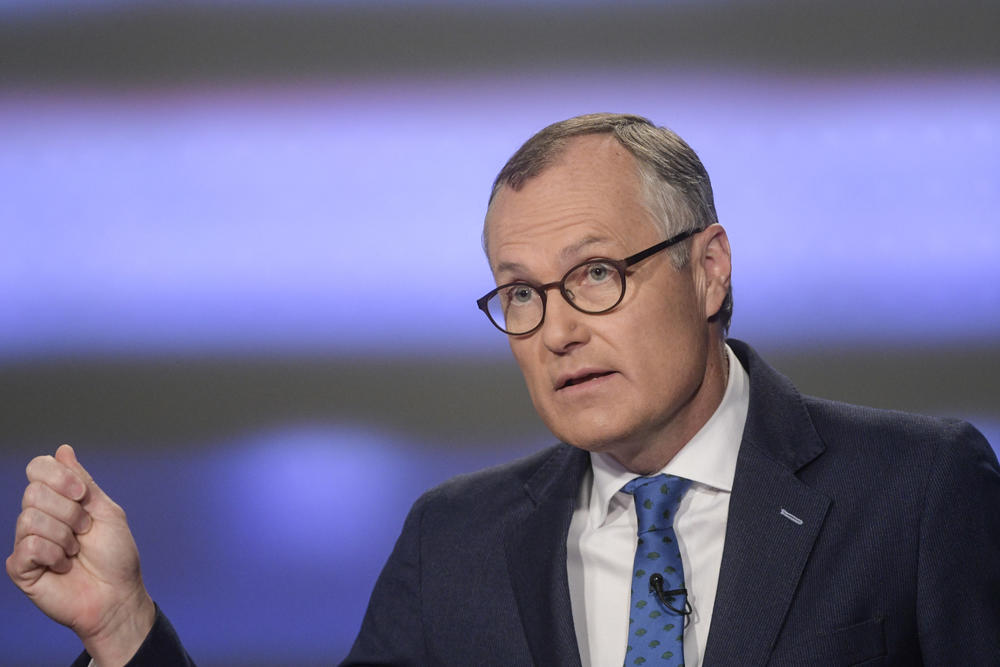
{"left": 484, "top": 134, "right": 730, "bottom": 471}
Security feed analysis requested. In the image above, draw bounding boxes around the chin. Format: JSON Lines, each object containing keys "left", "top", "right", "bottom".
{"left": 531, "top": 389, "right": 642, "bottom": 446}
{"left": 566, "top": 437, "right": 624, "bottom": 456}
{"left": 545, "top": 413, "right": 633, "bottom": 452}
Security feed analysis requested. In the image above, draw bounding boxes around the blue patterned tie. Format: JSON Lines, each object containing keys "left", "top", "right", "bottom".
{"left": 622, "top": 474, "right": 693, "bottom": 666}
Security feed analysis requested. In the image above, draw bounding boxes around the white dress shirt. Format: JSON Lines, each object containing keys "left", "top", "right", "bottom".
{"left": 566, "top": 344, "right": 749, "bottom": 667}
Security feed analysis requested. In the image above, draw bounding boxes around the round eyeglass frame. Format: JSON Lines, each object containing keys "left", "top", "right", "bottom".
{"left": 476, "top": 228, "right": 703, "bottom": 335}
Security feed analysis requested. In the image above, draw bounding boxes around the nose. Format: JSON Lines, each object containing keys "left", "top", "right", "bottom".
{"left": 540, "top": 291, "right": 590, "bottom": 354}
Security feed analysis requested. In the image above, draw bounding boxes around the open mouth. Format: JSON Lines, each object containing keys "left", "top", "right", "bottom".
{"left": 560, "top": 371, "right": 614, "bottom": 389}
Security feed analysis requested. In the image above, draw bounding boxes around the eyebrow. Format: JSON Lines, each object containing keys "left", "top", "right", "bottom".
{"left": 561, "top": 235, "right": 608, "bottom": 261}
{"left": 494, "top": 236, "right": 610, "bottom": 278}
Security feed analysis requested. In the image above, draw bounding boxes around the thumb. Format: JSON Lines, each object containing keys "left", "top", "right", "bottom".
{"left": 54, "top": 444, "right": 113, "bottom": 512}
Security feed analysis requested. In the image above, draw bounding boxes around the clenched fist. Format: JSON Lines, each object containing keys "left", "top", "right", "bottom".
{"left": 7, "top": 444, "right": 155, "bottom": 667}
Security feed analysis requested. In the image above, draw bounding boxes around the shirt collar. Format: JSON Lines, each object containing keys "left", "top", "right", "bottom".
{"left": 588, "top": 343, "right": 750, "bottom": 527}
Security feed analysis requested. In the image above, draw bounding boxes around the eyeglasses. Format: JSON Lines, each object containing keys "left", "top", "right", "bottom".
{"left": 476, "top": 228, "right": 702, "bottom": 335}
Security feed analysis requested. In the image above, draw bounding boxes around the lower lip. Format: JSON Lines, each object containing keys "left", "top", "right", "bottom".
{"left": 558, "top": 372, "right": 618, "bottom": 395}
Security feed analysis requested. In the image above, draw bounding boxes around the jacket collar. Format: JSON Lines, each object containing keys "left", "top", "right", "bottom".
{"left": 728, "top": 338, "right": 825, "bottom": 472}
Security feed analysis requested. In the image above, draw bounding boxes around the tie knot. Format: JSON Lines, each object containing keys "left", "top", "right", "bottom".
{"left": 622, "top": 474, "right": 691, "bottom": 534}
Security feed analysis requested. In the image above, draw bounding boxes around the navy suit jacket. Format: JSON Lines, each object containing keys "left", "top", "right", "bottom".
{"left": 341, "top": 340, "right": 1000, "bottom": 666}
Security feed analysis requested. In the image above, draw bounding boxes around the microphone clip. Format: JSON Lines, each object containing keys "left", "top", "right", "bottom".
{"left": 649, "top": 573, "right": 692, "bottom": 617}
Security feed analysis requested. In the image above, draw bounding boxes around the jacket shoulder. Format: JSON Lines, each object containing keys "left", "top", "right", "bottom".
{"left": 796, "top": 394, "right": 998, "bottom": 509}
{"left": 802, "top": 394, "right": 991, "bottom": 458}
{"left": 420, "top": 442, "right": 580, "bottom": 508}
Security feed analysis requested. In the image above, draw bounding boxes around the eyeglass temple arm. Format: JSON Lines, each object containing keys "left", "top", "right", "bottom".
{"left": 622, "top": 228, "right": 702, "bottom": 267}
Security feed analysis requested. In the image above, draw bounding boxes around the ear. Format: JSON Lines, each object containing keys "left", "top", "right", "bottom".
{"left": 695, "top": 224, "right": 731, "bottom": 320}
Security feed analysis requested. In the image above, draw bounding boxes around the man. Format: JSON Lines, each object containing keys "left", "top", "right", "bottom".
{"left": 341, "top": 114, "right": 1000, "bottom": 665}
{"left": 8, "top": 113, "right": 1000, "bottom": 666}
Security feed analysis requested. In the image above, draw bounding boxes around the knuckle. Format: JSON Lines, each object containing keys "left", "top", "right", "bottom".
{"left": 20, "top": 533, "right": 42, "bottom": 555}
{"left": 15, "top": 509, "right": 34, "bottom": 535}
{"left": 20, "top": 534, "right": 58, "bottom": 569}
{"left": 5, "top": 553, "right": 23, "bottom": 581}
{"left": 21, "top": 481, "right": 39, "bottom": 508}
{"left": 24, "top": 534, "right": 58, "bottom": 562}
{"left": 22, "top": 480, "right": 52, "bottom": 509}
{"left": 24, "top": 455, "right": 49, "bottom": 478}
{"left": 16, "top": 508, "right": 47, "bottom": 539}
{"left": 25, "top": 455, "right": 73, "bottom": 492}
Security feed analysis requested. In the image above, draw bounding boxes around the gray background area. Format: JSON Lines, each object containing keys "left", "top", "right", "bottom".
{"left": 2, "top": 343, "right": 999, "bottom": 457}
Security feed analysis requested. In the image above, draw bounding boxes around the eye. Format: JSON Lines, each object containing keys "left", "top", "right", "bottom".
{"left": 506, "top": 284, "right": 537, "bottom": 305}
{"left": 584, "top": 262, "right": 614, "bottom": 283}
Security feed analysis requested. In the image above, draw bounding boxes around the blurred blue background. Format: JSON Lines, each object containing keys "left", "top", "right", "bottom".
{"left": 1, "top": 1, "right": 998, "bottom": 664}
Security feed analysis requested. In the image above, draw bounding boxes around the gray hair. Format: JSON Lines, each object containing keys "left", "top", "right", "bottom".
{"left": 485, "top": 112, "right": 733, "bottom": 334}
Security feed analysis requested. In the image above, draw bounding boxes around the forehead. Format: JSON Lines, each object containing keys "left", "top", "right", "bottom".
{"left": 485, "top": 135, "right": 657, "bottom": 272}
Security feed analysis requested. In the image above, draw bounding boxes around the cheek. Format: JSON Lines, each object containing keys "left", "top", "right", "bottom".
{"left": 621, "top": 297, "right": 703, "bottom": 381}
{"left": 510, "top": 341, "right": 546, "bottom": 393}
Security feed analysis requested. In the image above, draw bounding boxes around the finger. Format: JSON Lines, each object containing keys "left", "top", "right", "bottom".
{"left": 7, "top": 534, "right": 75, "bottom": 583}
{"left": 22, "top": 481, "right": 93, "bottom": 535}
{"left": 53, "top": 444, "right": 114, "bottom": 512}
{"left": 15, "top": 507, "right": 81, "bottom": 558}
{"left": 25, "top": 451, "right": 87, "bottom": 502}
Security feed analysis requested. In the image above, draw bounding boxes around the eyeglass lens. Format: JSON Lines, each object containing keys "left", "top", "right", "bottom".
{"left": 485, "top": 260, "right": 624, "bottom": 334}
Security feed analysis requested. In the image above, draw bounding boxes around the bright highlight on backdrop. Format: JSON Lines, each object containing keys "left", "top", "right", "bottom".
{"left": 3, "top": 74, "right": 998, "bottom": 360}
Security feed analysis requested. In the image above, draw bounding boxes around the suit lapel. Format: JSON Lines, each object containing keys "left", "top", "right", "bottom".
{"left": 505, "top": 444, "right": 589, "bottom": 667}
{"left": 704, "top": 443, "right": 830, "bottom": 665}
{"left": 704, "top": 341, "right": 832, "bottom": 666}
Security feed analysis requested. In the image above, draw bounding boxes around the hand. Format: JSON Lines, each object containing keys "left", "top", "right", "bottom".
{"left": 6, "top": 444, "right": 156, "bottom": 667}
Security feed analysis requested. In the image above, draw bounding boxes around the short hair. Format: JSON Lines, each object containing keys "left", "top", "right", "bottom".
{"left": 486, "top": 112, "right": 733, "bottom": 335}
